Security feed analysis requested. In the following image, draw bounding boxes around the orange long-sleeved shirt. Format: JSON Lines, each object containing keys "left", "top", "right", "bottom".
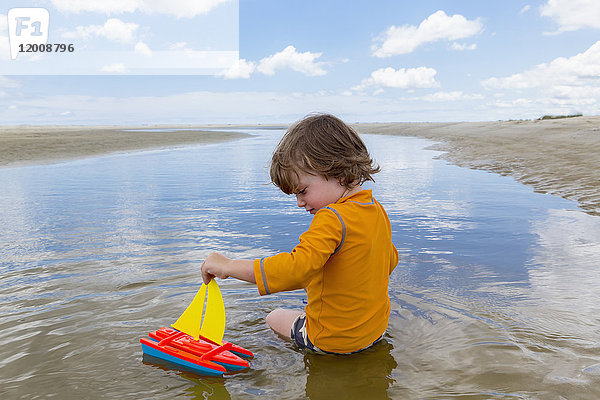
{"left": 254, "top": 189, "right": 398, "bottom": 353}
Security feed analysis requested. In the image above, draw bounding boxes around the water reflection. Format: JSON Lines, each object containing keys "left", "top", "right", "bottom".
{"left": 527, "top": 208, "right": 600, "bottom": 342}
{"left": 304, "top": 339, "right": 397, "bottom": 400}
{"left": 142, "top": 355, "right": 232, "bottom": 399}
{"left": 1, "top": 130, "right": 600, "bottom": 399}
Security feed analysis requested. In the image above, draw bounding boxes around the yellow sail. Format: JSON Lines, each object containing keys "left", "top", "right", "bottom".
{"left": 171, "top": 280, "right": 225, "bottom": 344}
{"left": 201, "top": 280, "right": 225, "bottom": 344}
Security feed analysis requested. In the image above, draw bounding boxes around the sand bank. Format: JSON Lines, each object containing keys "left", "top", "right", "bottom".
{"left": 0, "top": 125, "right": 249, "bottom": 167}
{"left": 354, "top": 116, "right": 600, "bottom": 216}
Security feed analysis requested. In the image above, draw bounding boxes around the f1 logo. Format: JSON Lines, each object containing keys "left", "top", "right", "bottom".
{"left": 7, "top": 8, "right": 50, "bottom": 60}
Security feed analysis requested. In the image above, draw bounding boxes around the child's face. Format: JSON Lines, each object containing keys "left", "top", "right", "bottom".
{"left": 294, "top": 171, "right": 346, "bottom": 215}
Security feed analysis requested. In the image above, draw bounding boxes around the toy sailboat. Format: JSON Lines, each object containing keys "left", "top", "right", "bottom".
{"left": 140, "top": 280, "right": 253, "bottom": 376}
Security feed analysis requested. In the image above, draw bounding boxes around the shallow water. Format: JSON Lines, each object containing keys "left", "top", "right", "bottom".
{"left": 1, "top": 130, "right": 600, "bottom": 399}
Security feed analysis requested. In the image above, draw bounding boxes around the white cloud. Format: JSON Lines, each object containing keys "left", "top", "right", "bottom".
{"left": 480, "top": 42, "right": 600, "bottom": 119}
{"left": 519, "top": 5, "right": 531, "bottom": 15}
{"left": 51, "top": 0, "right": 139, "bottom": 14}
{"left": 547, "top": 85, "right": 600, "bottom": 103}
{"left": 62, "top": 18, "right": 139, "bottom": 44}
{"left": 167, "top": 42, "right": 197, "bottom": 55}
{"left": 143, "top": 0, "right": 230, "bottom": 18}
{"left": 168, "top": 42, "right": 185, "bottom": 50}
{"left": 101, "top": 18, "right": 139, "bottom": 43}
{"left": 372, "top": 10, "right": 483, "bottom": 57}
{"left": 482, "top": 40, "right": 600, "bottom": 89}
{"left": 451, "top": 42, "right": 477, "bottom": 51}
{"left": 0, "top": 76, "right": 20, "bottom": 88}
{"left": 353, "top": 67, "right": 440, "bottom": 91}
{"left": 50, "top": 0, "right": 139, "bottom": 14}
{"left": 540, "top": 0, "right": 600, "bottom": 32}
{"left": 256, "top": 45, "right": 327, "bottom": 76}
{"left": 421, "top": 91, "right": 484, "bottom": 102}
{"left": 101, "top": 63, "right": 127, "bottom": 73}
{"left": 134, "top": 41, "right": 152, "bottom": 56}
{"left": 214, "top": 46, "right": 328, "bottom": 78}
{"left": 216, "top": 59, "right": 256, "bottom": 79}
{"left": 50, "top": 0, "right": 230, "bottom": 18}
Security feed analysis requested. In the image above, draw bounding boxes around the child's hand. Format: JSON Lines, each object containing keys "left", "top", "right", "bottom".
{"left": 201, "top": 252, "right": 231, "bottom": 284}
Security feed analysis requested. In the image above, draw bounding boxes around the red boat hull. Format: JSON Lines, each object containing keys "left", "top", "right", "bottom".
{"left": 141, "top": 328, "right": 253, "bottom": 376}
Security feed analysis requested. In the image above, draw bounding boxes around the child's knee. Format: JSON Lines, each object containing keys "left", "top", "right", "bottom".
{"left": 265, "top": 308, "right": 276, "bottom": 326}
{"left": 265, "top": 308, "right": 284, "bottom": 327}
{"left": 265, "top": 308, "right": 302, "bottom": 338}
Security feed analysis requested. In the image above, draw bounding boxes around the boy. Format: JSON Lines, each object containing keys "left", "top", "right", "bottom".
{"left": 201, "top": 114, "right": 398, "bottom": 354}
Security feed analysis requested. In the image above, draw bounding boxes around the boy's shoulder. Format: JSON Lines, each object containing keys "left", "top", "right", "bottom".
{"left": 319, "top": 190, "right": 378, "bottom": 219}
{"left": 325, "top": 191, "right": 389, "bottom": 221}
{"left": 337, "top": 189, "right": 375, "bottom": 207}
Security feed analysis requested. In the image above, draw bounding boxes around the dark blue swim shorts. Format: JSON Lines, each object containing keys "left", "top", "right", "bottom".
{"left": 290, "top": 313, "right": 383, "bottom": 355}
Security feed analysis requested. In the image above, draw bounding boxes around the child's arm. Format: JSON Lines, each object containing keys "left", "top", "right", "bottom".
{"left": 201, "top": 252, "right": 256, "bottom": 285}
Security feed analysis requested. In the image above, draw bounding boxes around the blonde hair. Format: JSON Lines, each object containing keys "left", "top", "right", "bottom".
{"left": 270, "top": 113, "right": 380, "bottom": 194}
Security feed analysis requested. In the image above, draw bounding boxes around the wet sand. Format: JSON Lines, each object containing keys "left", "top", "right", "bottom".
{"left": 354, "top": 116, "right": 600, "bottom": 216}
{"left": 0, "top": 125, "right": 249, "bottom": 167}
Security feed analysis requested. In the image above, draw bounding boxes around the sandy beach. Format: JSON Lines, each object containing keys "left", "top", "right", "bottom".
{"left": 354, "top": 116, "right": 600, "bottom": 216}
{"left": 1, "top": 117, "right": 598, "bottom": 216}
{"left": 0, "top": 125, "right": 249, "bottom": 167}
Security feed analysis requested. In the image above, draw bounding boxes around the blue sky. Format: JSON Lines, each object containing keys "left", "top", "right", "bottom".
{"left": 1, "top": 0, "right": 599, "bottom": 124}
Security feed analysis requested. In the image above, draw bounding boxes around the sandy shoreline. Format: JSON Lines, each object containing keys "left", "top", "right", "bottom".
{"left": 354, "top": 116, "right": 600, "bottom": 216}
{"left": 1, "top": 118, "right": 598, "bottom": 216}
{"left": 0, "top": 125, "right": 251, "bottom": 167}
